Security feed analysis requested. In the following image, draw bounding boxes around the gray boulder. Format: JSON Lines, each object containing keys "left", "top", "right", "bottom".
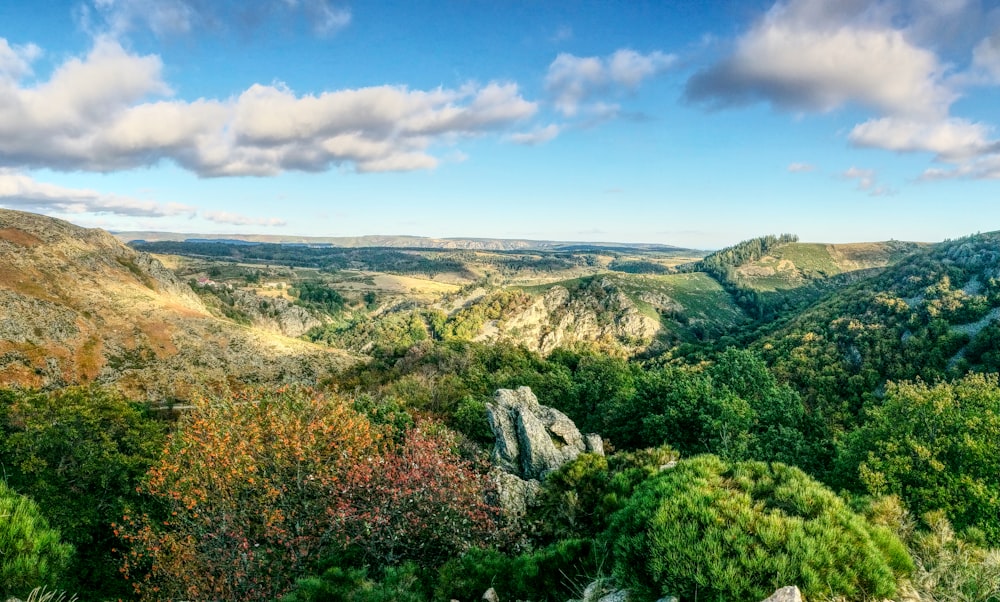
{"left": 487, "top": 386, "right": 601, "bottom": 480}
{"left": 761, "top": 586, "right": 803, "bottom": 602}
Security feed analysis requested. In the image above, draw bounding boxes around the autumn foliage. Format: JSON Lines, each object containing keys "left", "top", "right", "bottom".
{"left": 119, "top": 387, "right": 496, "bottom": 601}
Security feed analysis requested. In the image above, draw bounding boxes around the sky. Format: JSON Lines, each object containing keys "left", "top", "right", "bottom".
{"left": 0, "top": 0, "right": 999, "bottom": 249}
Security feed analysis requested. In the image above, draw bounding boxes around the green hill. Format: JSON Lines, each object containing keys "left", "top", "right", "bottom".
{"left": 756, "top": 232, "right": 1000, "bottom": 430}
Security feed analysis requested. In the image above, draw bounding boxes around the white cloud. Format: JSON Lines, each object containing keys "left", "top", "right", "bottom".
{"left": 841, "top": 166, "right": 894, "bottom": 195}
{"left": 0, "top": 39, "right": 41, "bottom": 81}
{"left": 849, "top": 117, "right": 994, "bottom": 160}
{"left": 685, "top": 3, "right": 952, "bottom": 119}
{"left": 92, "top": 0, "right": 195, "bottom": 37}
{"left": 787, "top": 162, "right": 816, "bottom": 172}
{"left": 304, "top": 0, "right": 351, "bottom": 36}
{"left": 971, "top": 34, "right": 1000, "bottom": 83}
{"left": 0, "top": 169, "right": 195, "bottom": 217}
{"left": 921, "top": 155, "right": 1000, "bottom": 180}
{"left": 0, "top": 38, "right": 537, "bottom": 177}
{"left": 546, "top": 49, "right": 675, "bottom": 116}
{"left": 685, "top": 0, "right": 1000, "bottom": 182}
{"left": 508, "top": 124, "right": 561, "bottom": 146}
{"left": 202, "top": 211, "right": 287, "bottom": 227}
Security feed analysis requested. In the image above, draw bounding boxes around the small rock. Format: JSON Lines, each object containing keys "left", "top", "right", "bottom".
{"left": 584, "top": 433, "right": 604, "bottom": 455}
{"left": 761, "top": 586, "right": 803, "bottom": 602}
{"left": 483, "top": 587, "right": 500, "bottom": 602}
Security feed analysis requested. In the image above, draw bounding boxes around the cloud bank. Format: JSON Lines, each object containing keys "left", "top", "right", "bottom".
{"left": 0, "top": 170, "right": 284, "bottom": 226}
{"left": 685, "top": 0, "right": 1000, "bottom": 181}
{"left": 0, "top": 38, "right": 537, "bottom": 177}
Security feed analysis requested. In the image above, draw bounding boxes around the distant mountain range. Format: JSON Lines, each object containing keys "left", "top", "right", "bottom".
{"left": 112, "top": 231, "right": 695, "bottom": 253}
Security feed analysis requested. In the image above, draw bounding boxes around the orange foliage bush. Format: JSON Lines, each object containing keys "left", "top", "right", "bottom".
{"left": 119, "top": 388, "right": 497, "bottom": 601}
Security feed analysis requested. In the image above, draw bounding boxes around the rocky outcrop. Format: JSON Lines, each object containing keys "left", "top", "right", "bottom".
{"left": 487, "top": 386, "right": 603, "bottom": 518}
{"left": 228, "top": 288, "right": 323, "bottom": 338}
{"left": 475, "top": 280, "right": 660, "bottom": 354}
{"left": 487, "top": 386, "right": 601, "bottom": 480}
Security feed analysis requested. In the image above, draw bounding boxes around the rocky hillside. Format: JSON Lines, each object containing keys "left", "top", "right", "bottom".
{"left": 0, "top": 209, "right": 351, "bottom": 400}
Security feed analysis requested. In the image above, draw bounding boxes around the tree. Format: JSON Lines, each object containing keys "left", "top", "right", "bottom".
{"left": 0, "top": 386, "right": 166, "bottom": 598}
{"left": 340, "top": 423, "right": 498, "bottom": 568}
{"left": 840, "top": 373, "right": 1000, "bottom": 543}
{"left": 120, "top": 389, "right": 499, "bottom": 601}
{"left": 120, "top": 388, "right": 381, "bottom": 602}
{"left": 0, "top": 480, "right": 72, "bottom": 599}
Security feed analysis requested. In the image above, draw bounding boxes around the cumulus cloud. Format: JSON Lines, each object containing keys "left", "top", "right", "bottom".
{"left": 849, "top": 117, "right": 996, "bottom": 160}
{"left": 0, "top": 39, "right": 41, "bottom": 81}
{"left": 970, "top": 33, "right": 1000, "bottom": 84}
{"left": 685, "top": 2, "right": 952, "bottom": 118}
{"left": 546, "top": 49, "right": 676, "bottom": 116}
{"left": 0, "top": 38, "right": 537, "bottom": 177}
{"left": 202, "top": 210, "right": 286, "bottom": 227}
{"left": 0, "top": 169, "right": 195, "bottom": 217}
{"left": 686, "top": 0, "right": 1000, "bottom": 181}
{"left": 508, "top": 124, "right": 561, "bottom": 146}
{"left": 787, "top": 162, "right": 816, "bottom": 172}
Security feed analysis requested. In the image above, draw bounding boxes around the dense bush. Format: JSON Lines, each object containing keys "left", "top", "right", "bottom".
{"left": 120, "top": 388, "right": 383, "bottom": 601}
{"left": 281, "top": 563, "right": 428, "bottom": 602}
{"left": 0, "top": 480, "right": 73, "bottom": 599}
{"left": 608, "top": 455, "right": 912, "bottom": 601}
{"left": 0, "top": 387, "right": 166, "bottom": 598}
{"left": 434, "top": 539, "right": 605, "bottom": 602}
{"left": 120, "top": 388, "right": 497, "bottom": 601}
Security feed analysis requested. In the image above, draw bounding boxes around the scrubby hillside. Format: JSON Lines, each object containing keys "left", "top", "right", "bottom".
{"left": 0, "top": 209, "right": 351, "bottom": 399}
{"left": 757, "top": 232, "right": 1000, "bottom": 429}
{"left": 309, "top": 272, "right": 748, "bottom": 356}
{"left": 691, "top": 234, "right": 920, "bottom": 320}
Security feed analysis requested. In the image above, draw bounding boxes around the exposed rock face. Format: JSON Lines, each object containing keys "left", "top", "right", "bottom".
{"left": 227, "top": 288, "right": 323, "bottom": 338}
{"left": 487, "top": 386, "right": 603, "bottom": 518}
{"left": 476, "top": 280, "right": 660, "bottom": 354}
{"left": 487, "top": 386, "right": 600, "bottom": 480}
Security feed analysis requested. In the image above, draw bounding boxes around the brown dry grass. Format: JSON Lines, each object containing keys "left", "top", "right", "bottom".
{"left": 0, "top": 228, "right": 43, "bottom": 247}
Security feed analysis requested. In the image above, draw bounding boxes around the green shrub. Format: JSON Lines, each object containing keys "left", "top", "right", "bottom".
{"left": 0, "top": 481, "right": 73, "bottom": 599}
{"left": 0, "top": 387, "right": 166, "bottom": 598}
{"left": 281, "top": 563, "right": 428, "bottom": 602}
{"left": 867, "top": 496, "right": 1000, "bottom": 602}
{"left": 608, "top": 455, "right": 912, "bottom": 601}
{"left": 434, "top": 539, "right": 605, "bottom": 602}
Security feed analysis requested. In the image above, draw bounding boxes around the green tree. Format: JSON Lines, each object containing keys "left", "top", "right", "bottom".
{"left": 0, "top": 480, "right": 73, "bottom": 599}
{"left": 840, "top": 373, "right": 1000, "bottom": 543}
{"left": 0, "top": 387, "right": 166, "bottom": 598}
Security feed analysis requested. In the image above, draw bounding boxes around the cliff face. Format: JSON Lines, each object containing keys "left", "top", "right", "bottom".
{"left": 0, "top": 209, "right": 351, "bottom": 399}
{"left": 475, "top": 280, "right": 661, "bottom": 354}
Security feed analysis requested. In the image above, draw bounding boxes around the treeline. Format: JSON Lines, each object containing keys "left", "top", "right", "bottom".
{"left": 687, "top": 233, "right": 799, "bottom": 319}
{"left": 131, "top": 241, "right": 472, "bottom": 276}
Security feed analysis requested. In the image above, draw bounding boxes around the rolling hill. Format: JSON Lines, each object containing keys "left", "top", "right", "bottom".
{"left": 0, "top": 209, "right": 352, "bottom": 400}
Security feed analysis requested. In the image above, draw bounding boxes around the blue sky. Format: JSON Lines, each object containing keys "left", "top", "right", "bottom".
{"left": 0, "top": 0, "right": 998, "bottom": 248}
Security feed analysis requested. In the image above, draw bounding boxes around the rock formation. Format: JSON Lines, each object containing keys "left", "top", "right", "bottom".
{"left": 486, "top": 386, "right": 603, "bottom": 518}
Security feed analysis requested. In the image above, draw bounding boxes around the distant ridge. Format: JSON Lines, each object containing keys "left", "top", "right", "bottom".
{"left": 112, "top": 231, "right": 695, "bottom": 253}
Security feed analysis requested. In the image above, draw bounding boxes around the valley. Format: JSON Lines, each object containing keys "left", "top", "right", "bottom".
{"left": 4, "top": 208, "right": 1000, "bottom": 602}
